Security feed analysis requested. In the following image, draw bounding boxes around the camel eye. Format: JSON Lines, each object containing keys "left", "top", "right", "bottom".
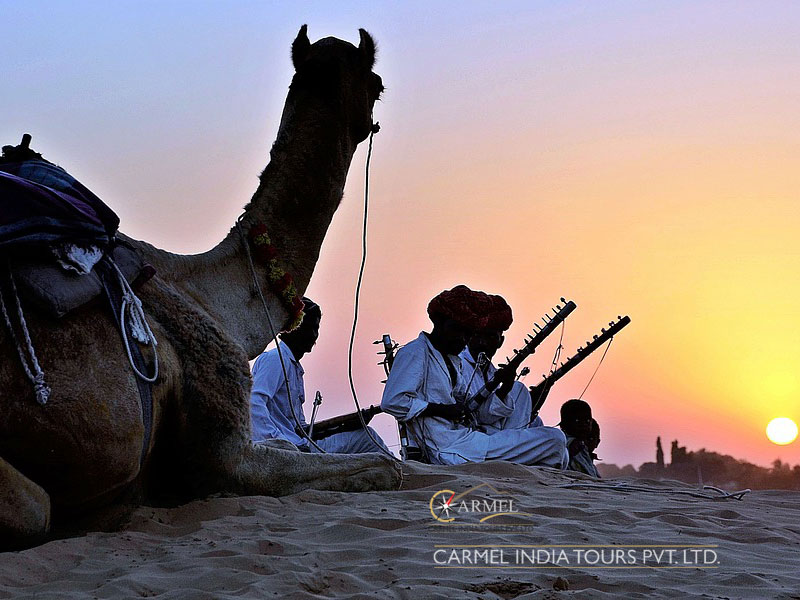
{"left": 371, "top": 74, "right": 384, "bottom": 100}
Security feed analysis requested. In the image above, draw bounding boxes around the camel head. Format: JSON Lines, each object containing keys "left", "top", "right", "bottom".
{"left": 287, "top": 24, "right": 383, "bottom": 146}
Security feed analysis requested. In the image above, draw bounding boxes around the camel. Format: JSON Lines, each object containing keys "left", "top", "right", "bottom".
{"left": 0, "top": 25, "right": 401, "bottom": 551}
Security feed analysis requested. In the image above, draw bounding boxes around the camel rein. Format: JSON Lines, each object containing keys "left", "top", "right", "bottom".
{"left": 236, "top": 219, "right": 327, "bottom": 454}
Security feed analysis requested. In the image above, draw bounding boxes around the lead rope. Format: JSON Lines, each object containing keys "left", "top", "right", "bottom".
{"left": 110, "top": 261, "right": 159, "bottom": 383}
{"left": 0, "top": 263, "right": 50, "bottom": 404}
{"left": 346, "top": 120, "right": 398, "bottom": 460}
{"left": 236, "top": 219, "right": 326, "bottom": 454}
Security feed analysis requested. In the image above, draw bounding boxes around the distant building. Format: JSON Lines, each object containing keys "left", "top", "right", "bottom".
{"left": 656, "top": 436, "right": 664, "bottom": 469}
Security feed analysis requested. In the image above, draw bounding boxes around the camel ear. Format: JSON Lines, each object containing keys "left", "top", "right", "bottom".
{"left": 358, "top": 29, "right": 376, "bottom": 68}
{"left": 292, "top": 24, "right": 310, "bottom": 70}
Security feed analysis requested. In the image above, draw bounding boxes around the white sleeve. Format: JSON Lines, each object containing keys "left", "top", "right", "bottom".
{"left": 381, "top": 344, "right": 430, "bottom": 422}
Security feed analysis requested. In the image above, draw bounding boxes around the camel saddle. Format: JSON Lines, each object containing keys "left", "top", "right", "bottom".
{"left": 1, "top": 151, "right": 158, "bottom": 464}
{"left": 0, "top": 159, "right": 154, "bottom": 317}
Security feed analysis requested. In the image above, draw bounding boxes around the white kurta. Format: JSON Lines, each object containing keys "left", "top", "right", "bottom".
{"left": 250, "top": 341, "right": 307, "bottom": 447}
{"left": 250, "top": 342, "right": 387, "bottom": 453}
{"left": 458, "top": 347, "right": 544, "bottom": 432}
{"left": 382, "top": 333, "right": 567, "bottom": 467}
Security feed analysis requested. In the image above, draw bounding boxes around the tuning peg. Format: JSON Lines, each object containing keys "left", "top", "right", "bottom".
{"left": 560, "top": 297, "right": 566, "bottom": 303}
{"left": 555, "top": 304, "right": 562, "bottom": 311}
{"left": 593, "top": 334, "right": 598, "bottom": 340}
{"left": 601, "top": 328, "right": 606, "bottom": 333}
{"left": 609, "top": 321, "right": 614, "bottom": 327}
{"left": 618, "top": 315, "right": 622, "bottom": 320}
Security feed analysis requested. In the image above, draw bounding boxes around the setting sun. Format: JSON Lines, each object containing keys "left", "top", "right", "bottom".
{"left": 766, "top": 418, "right": 799, "bottom": 446}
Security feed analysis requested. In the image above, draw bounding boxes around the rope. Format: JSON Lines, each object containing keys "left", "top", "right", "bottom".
{"left": 345, "top": 121, "right": 397, "bottom": 460}
{"left": 554, "top": 479, "right": 751, "bottom": 501}
{"left": 0, "top": 265, "right": 50, "bottom": 404}
{"left": 578, "top": 337, "right": 612, "bottom": 400}
{"left": 110, "top": 261, "right": 159, "bottom": 383}
{"left": 236, "top": 220, "right": 326, "bottom": 453}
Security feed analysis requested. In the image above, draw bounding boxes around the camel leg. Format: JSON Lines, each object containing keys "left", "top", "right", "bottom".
{"left": 233, "top": 442, "right": 403, "bottom": 496}
{"left": 0, "top": 456, "right": 51, "bottom": 550}
{"left": 179, "top": 424, "right": 402, "bottom": 498}
{"left": 171, "top": 372, "right": 402, "bottom": 498}
{"left": 144, "top": 282, "right": 402, "bottom": 499}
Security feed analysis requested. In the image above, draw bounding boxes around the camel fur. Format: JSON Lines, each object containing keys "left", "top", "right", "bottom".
{"left": 0, "top": 25, "right": 401, "bottom": 551}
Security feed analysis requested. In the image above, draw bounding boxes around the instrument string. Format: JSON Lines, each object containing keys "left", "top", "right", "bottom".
{"left": 578, "top": 337, "right": 613, "bottom": 400}
{"left": 529, "top": 320, "right": 566, "bottom": 418}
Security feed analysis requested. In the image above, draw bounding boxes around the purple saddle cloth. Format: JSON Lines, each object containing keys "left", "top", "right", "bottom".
{"left": 0, "top": 160, "right": 153, "bottom": 318}
{"left": 0, "top": 160, "right": 119, "bottom": 250}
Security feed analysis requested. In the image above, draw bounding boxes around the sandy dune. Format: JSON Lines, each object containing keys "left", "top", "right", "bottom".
{"left": 1, "top": 461, "right": 799, "bottom": 599}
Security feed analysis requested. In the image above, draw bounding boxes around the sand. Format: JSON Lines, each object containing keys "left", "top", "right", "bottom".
{"left": 1, "top": 461, "right": 799, "bottom": 599}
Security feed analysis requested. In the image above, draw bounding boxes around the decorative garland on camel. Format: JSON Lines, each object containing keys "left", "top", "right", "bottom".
{"left": 247, "top": 223, "right": 305, "bottom": 330}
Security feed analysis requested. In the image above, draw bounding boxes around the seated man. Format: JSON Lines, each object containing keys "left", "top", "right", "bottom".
{"left": 559, "top": 399, "right": 600, "bottom": 477}
{"left": 249, "top": 298, "right": 388, "bottom": 453}
{"left": 458, "top": 293, "right": 544, "bottom": 432}
{"left": 382, "top": 285, "right": 567, "bottom": 467}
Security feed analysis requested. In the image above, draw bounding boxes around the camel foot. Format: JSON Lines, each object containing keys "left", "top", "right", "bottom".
{"left": 0, "top": 456, "right": 51, "bottom": 550}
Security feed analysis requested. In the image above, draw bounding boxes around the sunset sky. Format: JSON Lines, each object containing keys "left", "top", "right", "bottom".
{"left": 4, "top": 1, "right": 799, "bottom": 468}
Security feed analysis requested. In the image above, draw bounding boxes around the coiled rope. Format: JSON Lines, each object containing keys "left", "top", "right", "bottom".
{"left": 110, "top": 260, "right": 159, "bottom": 383}
{"left": 0, "top": 263, "right": 50, "bottom": 404}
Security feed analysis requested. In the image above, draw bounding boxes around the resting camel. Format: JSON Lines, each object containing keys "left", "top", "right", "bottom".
{"left": 0, "top": 26, "right": 401, "bottom": 551}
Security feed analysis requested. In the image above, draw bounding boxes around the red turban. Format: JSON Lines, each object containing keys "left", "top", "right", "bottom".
{"left": 481, "top": 294, "right": 513, "bottom": 332}
{"left": 427, "top": 285, "right": 513, "bottom": 331}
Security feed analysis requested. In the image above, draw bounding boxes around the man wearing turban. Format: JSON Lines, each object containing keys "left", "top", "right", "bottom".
{"left": 458, "top": 293, "right": 546, "bottom": 433}
{"left": 250, "top": 298, "right": 388, "bottom": 453}
{"left": 381, "top": 285, "right": 567, "bottom": 467}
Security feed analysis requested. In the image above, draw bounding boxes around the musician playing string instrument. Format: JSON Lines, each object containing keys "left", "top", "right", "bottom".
{"left": 458, "top": 294, "right": 546, "bottom": 432}
{"left": 381, "top": 285, "right": 567, "bottom": 467}
{"left": 249, "top": 297, "right": 388, "bottom": 453}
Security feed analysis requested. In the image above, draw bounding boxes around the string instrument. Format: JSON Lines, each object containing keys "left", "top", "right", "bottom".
{"left": 307, "top": 404, "right": 383, "bottom": 440}
{"left": 464, "top": 298, "right": 577, "bottom": 413}
{"left": 529, "top": 315, "right": 631, "bottom": 420}
{"left": 375, "top": 333, "right": 398, "bottom": 382}
{"left": 306, "top": 334, "right": 397, "bottom": 440}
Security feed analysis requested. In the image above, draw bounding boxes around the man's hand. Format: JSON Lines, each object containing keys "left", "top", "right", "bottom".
{"left": 423, "top": 402, "right": 468, "bottom": 421}
{"left": 361, "top": 407, "right": 376, "bottom": 425}
{"left": 494, "top": 365, "right": 517, "bottom": 398}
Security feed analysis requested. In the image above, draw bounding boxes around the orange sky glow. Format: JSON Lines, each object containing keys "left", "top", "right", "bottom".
{"left": 4, "top": 2, "right": 799, "bottom": 468}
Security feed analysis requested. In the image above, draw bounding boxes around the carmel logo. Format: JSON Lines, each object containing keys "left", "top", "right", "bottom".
{"left": 429, "top": 482, "right": 523, "bottom": 523}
